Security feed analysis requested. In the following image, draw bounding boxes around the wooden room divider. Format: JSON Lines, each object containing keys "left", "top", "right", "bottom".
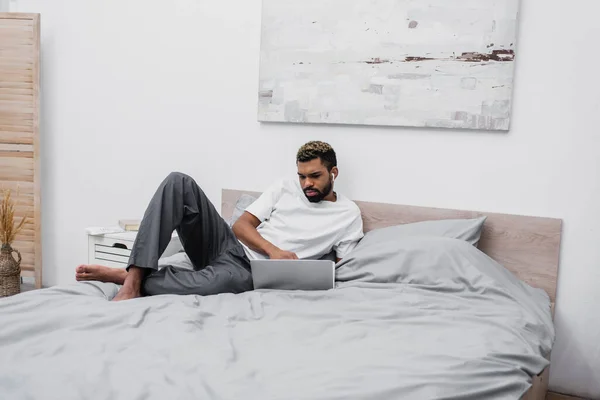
{"left": 0, "top": 13, "right": 41, "bottom": 288}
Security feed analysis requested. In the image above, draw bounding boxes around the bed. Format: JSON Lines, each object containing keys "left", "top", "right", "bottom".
{"left": 0, "top": 189, "right": 561, "bottom": 400}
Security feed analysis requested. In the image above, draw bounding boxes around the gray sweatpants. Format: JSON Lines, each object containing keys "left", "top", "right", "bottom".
{"left": 127, "top": 172, "right": 253, "bottom": 296}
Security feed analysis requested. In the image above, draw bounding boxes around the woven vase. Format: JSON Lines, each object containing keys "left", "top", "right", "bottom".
{"left": 0, "top": 243, "right": 22, "bottom": 297}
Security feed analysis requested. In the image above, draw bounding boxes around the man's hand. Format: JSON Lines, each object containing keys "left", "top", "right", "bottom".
{"left": 267, "top": 248, "right": 299, "bottom": 260}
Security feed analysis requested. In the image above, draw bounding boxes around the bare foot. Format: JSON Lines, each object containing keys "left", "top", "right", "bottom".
{"left": 112, "top": 285, "right": 141, "bottom": 301}
{"left": 76, "top": 264, "right": 127, "bottom": 285}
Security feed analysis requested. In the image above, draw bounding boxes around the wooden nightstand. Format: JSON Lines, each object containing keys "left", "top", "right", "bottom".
{"left": 87, "top": 230, "right": 181, "bottom": 269}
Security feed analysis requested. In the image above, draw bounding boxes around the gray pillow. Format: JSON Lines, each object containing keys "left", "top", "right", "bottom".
{"left": 336, "top": 235, "right": 482, "bottom": 285}
{"left": 227, "top": 194, "right": 258, "bottom": 227}
{"left": 355, "top": 216, "right": 487, "bottom": 249}
{"left": 335, "top": 234, "right": 551, "bottom": 312}
{"left": 335, "top": 216, "right": 486, "bottom": 282}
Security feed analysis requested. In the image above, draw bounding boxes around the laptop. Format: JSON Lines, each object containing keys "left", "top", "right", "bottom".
{"left": 250, "top": 259, "right": 336, "bottom": 291}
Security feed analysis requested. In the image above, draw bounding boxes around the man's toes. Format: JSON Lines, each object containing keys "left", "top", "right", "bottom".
{"left": 76, "top": 265, "right": 88, "bottom": 274}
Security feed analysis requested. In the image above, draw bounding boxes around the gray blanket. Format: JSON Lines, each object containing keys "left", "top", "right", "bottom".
{"left": 0, "top": 237, "right": 554, "bottom": 400}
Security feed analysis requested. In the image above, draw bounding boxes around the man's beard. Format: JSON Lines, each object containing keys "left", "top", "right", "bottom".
{"left": 304, "top": 180, "right": 333, "bottom": 203}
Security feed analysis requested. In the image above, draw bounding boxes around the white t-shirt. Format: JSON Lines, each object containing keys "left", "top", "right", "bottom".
{"left": 240, "top": 178, "right": 364, "bottom": 261}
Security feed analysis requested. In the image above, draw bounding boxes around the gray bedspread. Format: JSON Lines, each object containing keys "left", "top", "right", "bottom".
{"left": 0, "top": 237, "right": 554, "bottom": 400}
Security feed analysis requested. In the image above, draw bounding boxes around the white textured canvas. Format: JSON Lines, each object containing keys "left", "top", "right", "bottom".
{"left": 258, "top": 0, "right": 520, "bottom": 131}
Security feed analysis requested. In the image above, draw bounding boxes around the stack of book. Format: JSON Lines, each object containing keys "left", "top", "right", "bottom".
{"left": 85, "top": 219, "right": 142, "bottom": 236}
{"left": 118, "top": 219, "right": 141, "bottom": 231}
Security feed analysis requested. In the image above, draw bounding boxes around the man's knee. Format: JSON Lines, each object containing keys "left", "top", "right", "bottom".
{"left": 160, "top": 172, "right": 202, "bottom": 195}
{"left": 165, "top": 171, "right": 192, "bottom": 184}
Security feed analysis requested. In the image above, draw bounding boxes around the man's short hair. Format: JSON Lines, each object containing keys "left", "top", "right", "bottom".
{"left": 296, "top": 141, "right": 337, "bottom": 171}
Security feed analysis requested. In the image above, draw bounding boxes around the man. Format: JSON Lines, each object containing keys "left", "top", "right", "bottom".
{"left": 75, "top": 141, "right": 364, "bottom": 301}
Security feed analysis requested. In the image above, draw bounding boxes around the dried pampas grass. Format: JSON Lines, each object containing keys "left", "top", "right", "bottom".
{"left": 0, "top": 188, "right": 27, "bottom": 245}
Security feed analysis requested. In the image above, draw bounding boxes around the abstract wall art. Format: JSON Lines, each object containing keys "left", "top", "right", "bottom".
{"left": 257, "top": 0, "right": 520, "bottom": 131}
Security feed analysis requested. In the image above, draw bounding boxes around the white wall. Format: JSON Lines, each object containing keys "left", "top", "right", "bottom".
{"left": 0, "top": 0, "right": 18, "bottom": 11}
{"left": 16, "top": 0, "right": 600, "bottom": 398}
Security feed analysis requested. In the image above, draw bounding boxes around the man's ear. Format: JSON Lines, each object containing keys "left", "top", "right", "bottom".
{"left": 331, "top": 166, "right": 339, "bottom": 180}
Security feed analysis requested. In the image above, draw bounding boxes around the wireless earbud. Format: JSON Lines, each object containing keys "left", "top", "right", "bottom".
{"left": 331, "top": 173, "right": 335, "bottom": 183}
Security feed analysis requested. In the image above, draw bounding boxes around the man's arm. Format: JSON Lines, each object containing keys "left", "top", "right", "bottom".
{"left": 232, "top": 211, "right": 298, "bottom": 260}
